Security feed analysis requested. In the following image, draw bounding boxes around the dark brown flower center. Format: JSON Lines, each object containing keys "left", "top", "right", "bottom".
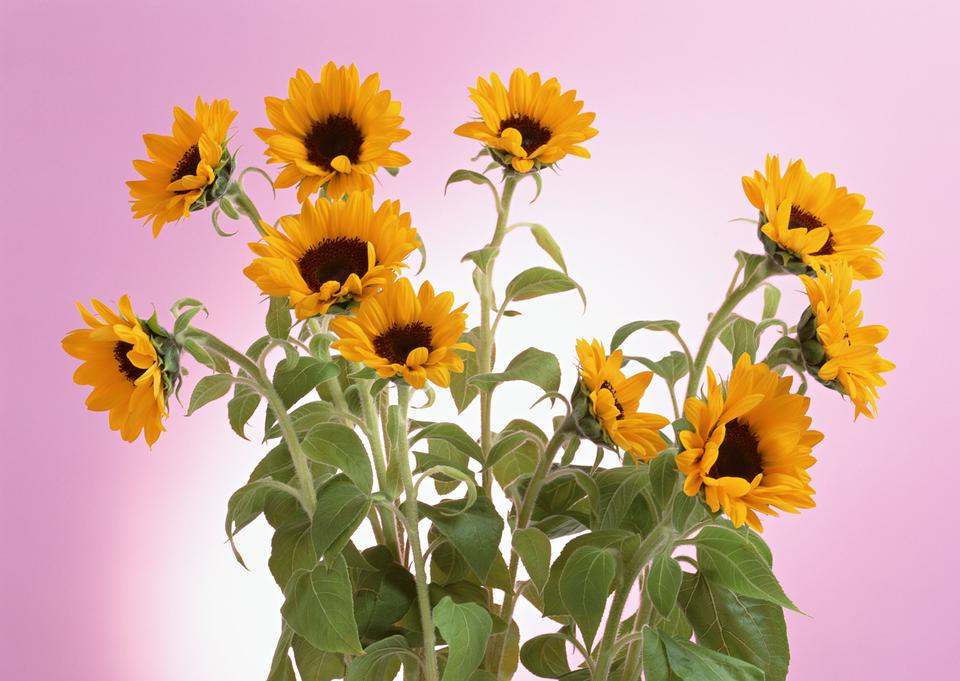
{"left": 114, "top": 342, "right": 146, "bottom": 383}
{"left": 170, "top": 144, "right": 201, "bottom": 183}
{"left": 304, "top": 114, "right": 364, "bottom": 171}
{"left": 500, "top": 115, "right": 552, "bottom": 154}
{"left": 709, "top": 419, "right": 763, "bottom": 481}
{"left": 788, "top": 207, "right": 836, "bottom": 255}
{"left": 297, "top": 237, "right": 369, "bottom": 292}
{"left": 600, "top": 380, "right": 625, "bottom": 420}
{"left": 373, "top": 323, "right": 433, "bottom": 365}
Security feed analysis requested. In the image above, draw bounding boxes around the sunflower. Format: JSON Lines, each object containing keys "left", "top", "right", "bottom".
{"left": 677, "top": 354, "right": 820, "bottom": 532}
{"left": 331, "top": 278, "right": 473, "bottom": 389}
{"left": 127, "top": 97, "right": 237, "bottom": 237}
{"left": 454, "top": 68, "right": 597, "bottom": 173}
{"left": 574, "top": 339, "right": 670, "bottom": 462}
{"left": 244, "top": 192, "right": 419, "bottom": 319}
{"left": 799, "top": 260, "right": 895, "bottom": 419}
{"left": 742, "top": 155, "right": 883, "bottom": 279}
{"left": 255, "top": 63, "right": 410, "bottom": 202}
{"left": 61, "top": 296, "right": 169, "bottom": 445}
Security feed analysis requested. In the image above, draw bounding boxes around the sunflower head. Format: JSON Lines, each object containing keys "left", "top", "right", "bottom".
{"left": 572, "top": 339, "right": 670, "bottom": 462}
{"left": 677, "top": 354, "right": 821, "bottom": 532}
{"left": 244, "top": 192, "right": 419, "bottom": 320}
{"left": 799, "top": 260, "right": 894, "bottom": 419}
{"left": 331, "top": 278, "right": 474, "bottom": 389}
{"left": 742, "top": 155, "right": 884, "bottom": 280}
{"left": 454, "top": 68, "right": 597, "bottom": 174}
{"left": 61, "top": 296, "right": 182, "bottom": 446}
{"left": 255, "top": 63, "right": 411, "bottom": 202}
{"left": 127, "top": 97, "right": 237, "bottom": 237}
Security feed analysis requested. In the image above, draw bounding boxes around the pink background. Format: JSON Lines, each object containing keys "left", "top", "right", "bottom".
{"left": 2, "top": 1, "right": 956, "bottom": 679}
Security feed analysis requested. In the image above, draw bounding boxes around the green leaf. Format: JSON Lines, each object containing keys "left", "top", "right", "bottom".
{"left": 410, "top": 422, "right": 484, "bottom": 464}
{"left": 649, "top": 448, "right": 680, "bottom": 509}
{"left": 269, "top": 516, "right": 316, "bottom": 589}
{"left": 470, "top": 347, "right": 561, "bottom": 394}
{"left": 275, "top": 356, "right": 340, "bottom": 406}
{"left": 227, "top": 384, "right": 260, "bottom": 439}
{"left": 519, "top": 633, "right": 571, "bottom": 678}
{"left": 449, "top": 328, "right": 482, "bottom": 413}
{"left": 595, "top": 467, "right": 649, "bottom": 531}
{"left": 610, "top": 320, "right": 682, "bottom": 351}
{"left": 462, "top": 246, "right": 499, "bottom": 272}
{"left": 512, "top": 527, "right": 552, "bottom": 593}
{"left": 301, "top": 423, "right": 373, "bottom": 493}
{"left": 503, "top": 267, "right": 585, "bottom": 308}
{"left": 719, "top": 317, "right": 759, "bottom": 364}
{"left": 188, "top": 374, "right": 234, "bottom": 415}
{"left": 511, "top": 223, "right": 569, "bottom": 273}
{"left": 311, "top": 476, "right": 370, "bottom": 558}
{"left": 647, "top": 555, "right": 683, "bottom": 617}
{"left": 762, "top": 285, "right": 781, "bottom": 320}
{"left": 660, "top": 632, "right": 765, "bottom": 681}
{"left": 267, "top": 295, "right": 292, "bottom": 339}
{"left": 353, "top": 552, "right": 417, "bottom": 641}
{"left": 541, "top": 530, "right": 632, "bottom": 617}
{"left": 679, "top": 571, "right": 789, "bottom": 681}
{"left": 693, "top": 526, "right": 799, "bottom": 611}
{"left": 344, "top": 635, "right": 416, "bottom": 681}
{"left": 433, "top": 596, "right": 493, "bottom": 681}
{"left": 445, "top": 169, "right": 497, "bottom": 194}
{"left": 224, "top": 479, "right": 283, "bottom": 566}
{"left": 266, "top": 626, "right": 296, "bottom": 681}
{"left": 292, "top": 635, "right": 346, "bottom": 681}
{"left": 643, "top": 629, "right": 673, "bottom": 681}
{"left": 558, "top": 545, "right": 617, "bottom": 648}
{"left": 281, "top": 557, "right": 363, "bottom": 654}
{"left": 735, "top": 251, "right": 770, "bottom": 284}
{"left": 420, "top": 496, "right": 504, "bottom": 581}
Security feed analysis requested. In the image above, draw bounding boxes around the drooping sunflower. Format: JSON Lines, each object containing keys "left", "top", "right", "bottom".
{"left": 255, "top": 63, "right": 410, "bottom": 202}
{"left": 799, "top": 260, "right": 895, "bottom": 419}
{"left": 454, "top": 68, "right": 597, "bottom": 173}
{"left": 331, "top": 278, "right": 473, "bottom": 389}
{"left": 677, "top": 354, "right": 821, "bottom": 532}
{"left": 574, "top": 339, "right": 670, "bottom": 462}
{"left": 742, "top": 155, "right": 884, "bottom": 279}
{"left": 244, "top": 192, "right": 419, "bottom": 319}
{"left": 61, "top": 296, "right": 170, "bottom": 445}
{"left": 127, "top": 97, "right": 237, "bottom": 237}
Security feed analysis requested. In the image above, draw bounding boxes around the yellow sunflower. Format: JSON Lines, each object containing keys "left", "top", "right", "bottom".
{"left": 255, "top": 63, "right": 410, "bottom": 202}
{"left": 454, "top": 68, "right": 597, "bottom": 173}
{"left": 799, "top": 260, "right": 895, "bottom": 419}
{"left": 127, "top": 97, "right": 237, "bottom": 237}
{"left": 244, "top": 192, "right": 418, "bottom": 320}
{"left": 574, "top": 339, "right": 670, "bottom": 462}
{"left": 677, "top": 354, "right": 820, "bottom": 532}
{"left": 742, "top": 155, "right": 883, "bottom": 279}
{"left": 61, "top": 296, "right": 168, "bottom": 445}
{"left": 331, "top": 278, "right": 473, "bottom": 389}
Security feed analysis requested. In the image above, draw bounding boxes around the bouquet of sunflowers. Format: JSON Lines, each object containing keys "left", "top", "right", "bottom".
{"left": 62, "top": 63, "right": 893, "bottom": 681}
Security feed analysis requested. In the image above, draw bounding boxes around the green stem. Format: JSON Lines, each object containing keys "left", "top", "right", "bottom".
{"left": 492, "top": 418, "right": 574, "bottom": 673}
{"left": 593, "top": 526, "right": 672, "bottom": 681}
{"left": 685, "top": 258, "right": 778, "bottom": 399}
{"left": 359, "top": 381, "right": 401, "bottom": 561}
{"left": 228, "top": 181, "right": 267, "bottom": 236}
{"left": 621, "top": 566, "right": 653, "bottom": 681}
{"left": 395, "top": 385, "right": 439, "bottom": 681}
{"left": 478, "top": 173, "right": 519, "bottom": 495}
{"left": 192, "top": 331, "right": 316, "bottom": 515}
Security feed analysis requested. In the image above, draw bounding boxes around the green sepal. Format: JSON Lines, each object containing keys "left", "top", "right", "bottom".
{"left": 187, "top": 147, "right": 236, "bottom": 213}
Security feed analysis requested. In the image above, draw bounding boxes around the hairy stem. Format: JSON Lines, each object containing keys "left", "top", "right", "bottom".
{"left": 227, "top": 180, "right": 267, "bottom": 236}
{"left": 685, "top": 257, "right": 778, "bottom": 399}
{"left": 395, "top": 385, "right": 439, "bottom": 681}
{"left": 359, "top": 381, "right": 401, "bottom": 560}
{"left": 192, "top": 331, "right": 316, "bottom": 515}
{"left": 478, "top": 173, "right": 520, "bottom": 495}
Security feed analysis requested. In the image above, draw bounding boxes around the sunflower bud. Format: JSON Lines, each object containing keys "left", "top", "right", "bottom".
{"left": 571, "top": 379, "right": 616, "bottom": 450}
{"left": 756, "top": 212, "right": 813, "bottom": 276}
{"left": 188, "top": 148, "right": 236, "bottom": 213}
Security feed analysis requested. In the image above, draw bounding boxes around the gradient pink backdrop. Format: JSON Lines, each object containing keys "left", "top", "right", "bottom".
{"left": 2, "top": 1, "right": 956, "bottom": 679}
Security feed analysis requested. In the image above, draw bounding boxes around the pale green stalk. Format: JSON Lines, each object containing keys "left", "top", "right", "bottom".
{"left": 395, "top": 385, "right": 439, "bottom": 681}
